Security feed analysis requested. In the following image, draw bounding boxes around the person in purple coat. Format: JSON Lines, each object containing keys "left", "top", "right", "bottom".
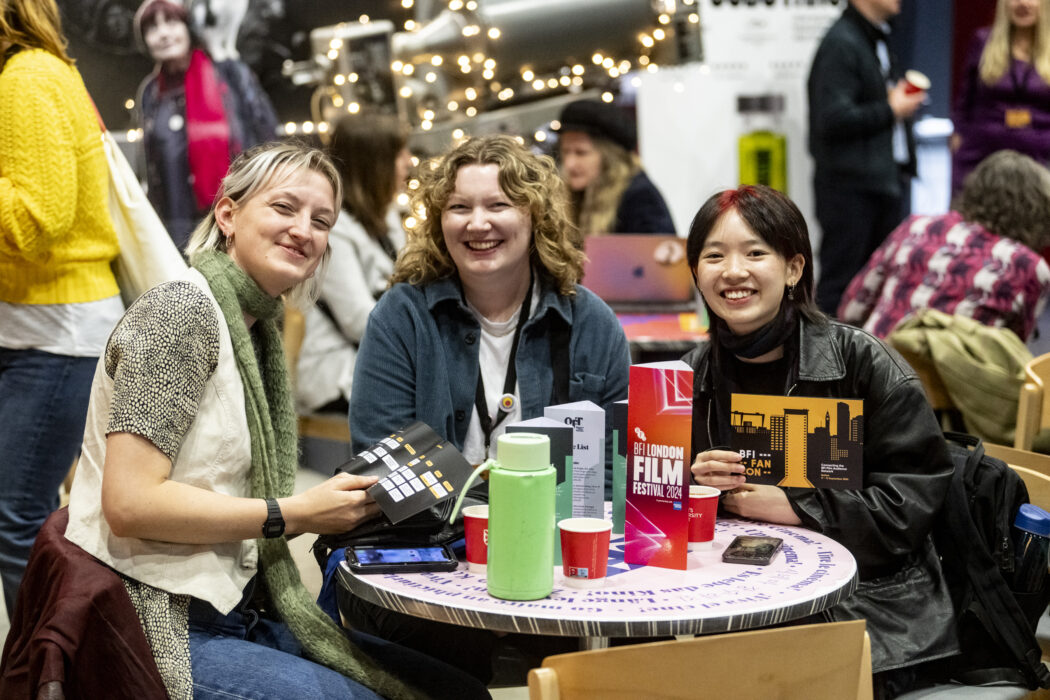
{"left": 952, "top": 0, "right": 1050, "bottom": 195}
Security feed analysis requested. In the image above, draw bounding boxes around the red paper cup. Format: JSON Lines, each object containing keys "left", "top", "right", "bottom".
{"left": 689, "top": 485, "right": 720, "bottom": 547}
{"left": 462, "top": 505, "right": 488, "bottom": 574}
{"left": 904, "top": 69, "right": 930, "bottom": 94}
{"left": 558, "top": 517, "right": 612, "bottom": 589}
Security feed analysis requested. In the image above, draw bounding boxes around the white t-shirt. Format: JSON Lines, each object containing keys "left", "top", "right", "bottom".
{"left": 461, "top": 284, "right": 540, "bottom": 465}
{"left": 0, "top": 295, "right": 124, "bottom": 356}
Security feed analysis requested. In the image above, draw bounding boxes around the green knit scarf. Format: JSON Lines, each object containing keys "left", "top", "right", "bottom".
{"left": 194, "top": 251, "right": 422, "bottom": 700}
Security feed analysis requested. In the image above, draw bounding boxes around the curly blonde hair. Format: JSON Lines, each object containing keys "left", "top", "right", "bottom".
{"left": 571, "top": 137, "right": 639, "bottom": 235}
{"left": 391, "top": 134, "right": 584, "bottom": 296}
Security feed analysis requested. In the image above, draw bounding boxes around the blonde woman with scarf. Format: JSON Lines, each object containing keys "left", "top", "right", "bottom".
{"left": 134, "top": 0, "right": 278, "bottom": 251}
{"left": 65, "top": 142, "right": 488, "bottom": 700}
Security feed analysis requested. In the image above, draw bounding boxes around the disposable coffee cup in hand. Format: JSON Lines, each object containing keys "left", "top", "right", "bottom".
{"left": 462, "top": 505, "right": 488, "bottom": 574}
{"left": 559, "top": 517, "right": 612, "bottom": 589}
{"left": 904, "top": 69, "right": 930, "bottom": 94}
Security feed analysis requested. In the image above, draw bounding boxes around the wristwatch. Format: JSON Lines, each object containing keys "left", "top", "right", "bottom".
{"left": 262, "top": 497, "right": 285, "bottom": 539}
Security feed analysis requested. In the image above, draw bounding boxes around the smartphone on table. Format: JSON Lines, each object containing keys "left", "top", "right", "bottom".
{"left": 721, "top": 535, "right": 783, "bottom": 566}
{"left": 346, "top": 544, "right": 459, "bottom": 574}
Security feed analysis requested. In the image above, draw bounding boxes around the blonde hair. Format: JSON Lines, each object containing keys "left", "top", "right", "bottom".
{"left": 391, "top": 134, "right": 584, "bottom": 296}
{"left": 980, "top": 0, "right": 1050, "bottom": 84}
{"left": 0, "top": 0, "right": 72, "bottom": 64}
{"left": 186, "top": 141, "right": 343, "bottom": 307}
{"left": 572, "top": 137, "right": 639, "bottom": 235}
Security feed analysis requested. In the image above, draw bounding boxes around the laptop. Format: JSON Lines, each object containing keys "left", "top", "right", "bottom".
{"left": 582, "top": 234, "right": 696, "bottom": 312}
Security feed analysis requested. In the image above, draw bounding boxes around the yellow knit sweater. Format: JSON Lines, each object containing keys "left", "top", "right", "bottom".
{"left": 0, "top": 49, "right": 119, "bottom": 304}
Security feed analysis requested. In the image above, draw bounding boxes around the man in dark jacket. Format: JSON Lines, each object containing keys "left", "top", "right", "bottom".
{"left": 807, "top": 0, "right": 925, "bottom": 315}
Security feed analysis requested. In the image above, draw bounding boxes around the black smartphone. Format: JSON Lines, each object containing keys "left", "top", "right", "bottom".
{"left": 345, "top": 544, "right": 459, "bottom": 574}
{"left": 721, "top": 535, "right": 783, "bottom": 566}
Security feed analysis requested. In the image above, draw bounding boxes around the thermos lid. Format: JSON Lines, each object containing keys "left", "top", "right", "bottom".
{"left": 496, "top": 432, "right": 551, "bottom": 472}
{"left": 1015, "top": 503, "right": 1050, "bottom": 537}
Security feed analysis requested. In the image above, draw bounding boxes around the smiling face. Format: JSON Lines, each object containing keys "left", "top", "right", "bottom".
{"left": 1009, "top": 0, "right": 1040, "bottom": 29}
{"left": 143, "top": 11, "right": 191, "bottom": 69}
{"left": 217, "top": 168, "right": 336, "bottom": 298}
{"left": 441, "top": 163, "right": 533, "bottom": 294}
{"left": 559, "top": 131, "right": 602, "bottom": 192}
{"left": 694, "top": 208, "right": 804, "bottom": 336}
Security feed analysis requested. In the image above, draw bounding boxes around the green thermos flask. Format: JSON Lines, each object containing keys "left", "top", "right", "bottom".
{"left": 451, "top": 432, "right": 555, "bottom": 600}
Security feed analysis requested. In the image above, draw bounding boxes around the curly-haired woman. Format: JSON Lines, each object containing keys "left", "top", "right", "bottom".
{"left": 839, "top": 149, "right": 1050, "bottom": 340}
{"left": 351, "top": 134, "right": 629, "bottom": 464}
{"left": 346, "top": 134, "right": 630, "bottom": 681}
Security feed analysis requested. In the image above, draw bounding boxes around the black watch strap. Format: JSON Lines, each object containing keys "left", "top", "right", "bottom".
{"left": 262, "top": 497, "right": 285, "bottom": 539}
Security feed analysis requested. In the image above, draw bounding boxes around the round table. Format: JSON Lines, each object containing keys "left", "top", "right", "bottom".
{"left": 337, "top": 518, "right": 858, "bottom": 646}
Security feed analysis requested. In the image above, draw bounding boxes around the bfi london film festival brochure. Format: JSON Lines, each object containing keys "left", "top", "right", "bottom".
{"left": 729, "top": 394, "right": 863, "bottom": 490}
{"left": 506, "top": 416, "right": 573, "bottom": 564}
{"left": 625, "top": 361, "right": 694, "bottom": 570}
{"left": 337, "top": 422, "right": 474, "bottom": 524}
{"left": 544, "top": 400, "right": 606, "bottom": 519}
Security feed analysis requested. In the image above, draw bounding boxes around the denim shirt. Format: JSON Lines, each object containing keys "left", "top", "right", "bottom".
{"left": 349, "top": 274, "right": 630, "bottom": 467}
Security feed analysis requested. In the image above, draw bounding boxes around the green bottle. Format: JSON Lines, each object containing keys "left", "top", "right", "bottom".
{"left": 737, "top": 94, "right": 788, "bottom": 194}
{"left": 451, "top": 433, "right": 555, "bottom": 600}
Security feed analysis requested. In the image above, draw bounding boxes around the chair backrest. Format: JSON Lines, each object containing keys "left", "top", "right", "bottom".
{"left": 984, "top": 442, "right": 1050, "bottom": 513}
{"left": 1015, "top": 353, "right": 1050, "bottom": 451}
{"left": 281, "top": 302, "right": 351, "bottom": 444}
{"left": 282, "top": 303, "right": 307, "bottom": 392}
{"left": 527, "top": 620, "right": 872, "bottom": 700}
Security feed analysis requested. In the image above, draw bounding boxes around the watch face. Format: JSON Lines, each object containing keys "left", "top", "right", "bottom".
{"left": 263, "top": 499, "right": 285, "bottom": 538}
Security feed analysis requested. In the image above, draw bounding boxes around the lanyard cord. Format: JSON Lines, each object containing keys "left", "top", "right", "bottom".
{"left": 474, "top": 272, "right": 534, "bottom": 454}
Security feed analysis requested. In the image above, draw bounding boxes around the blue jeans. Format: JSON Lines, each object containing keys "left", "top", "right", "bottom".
{"left": 0, "top": 348, "right": 97, "bottom": 618}
{"left": 188, "top": 583, "right": 490, "bottom": 700}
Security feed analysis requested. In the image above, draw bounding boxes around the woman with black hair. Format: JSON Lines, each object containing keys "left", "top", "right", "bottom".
{"left": 684, "top": 185, "right": 958, "bottom": 697}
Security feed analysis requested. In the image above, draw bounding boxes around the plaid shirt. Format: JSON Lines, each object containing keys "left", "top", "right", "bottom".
{"left": 838, "top": 211, "right": 1050, "bottom": 340}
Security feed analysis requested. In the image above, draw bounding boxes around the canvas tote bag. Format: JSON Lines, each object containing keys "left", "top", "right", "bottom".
{"left": 101, "top": 131, "right": 187, "bottom": 304}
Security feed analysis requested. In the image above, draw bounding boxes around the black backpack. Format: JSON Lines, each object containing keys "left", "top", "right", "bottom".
{"left": 935, "top": 432, "right": 1050, "bottom": 688}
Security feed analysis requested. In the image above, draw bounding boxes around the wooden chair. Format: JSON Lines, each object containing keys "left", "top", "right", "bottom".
{"left": 282, "top": 303, "right": 351, "bottom": 444}
{"left": 527, "top": 620, "right": 872, "bottom": 700}
{"left": 1015, "top": 353, "right": 1050, "bottom": 451}
{"left": 984, "top": 442, "right": 1050, "bottom": 512}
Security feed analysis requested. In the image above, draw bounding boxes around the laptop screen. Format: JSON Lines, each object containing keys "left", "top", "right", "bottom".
{"left": 582, "top": 234, "right": 695, "bottom": 308}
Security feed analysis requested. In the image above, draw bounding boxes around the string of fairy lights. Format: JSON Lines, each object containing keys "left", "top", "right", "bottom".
{"left": 119, "top": 0, "right": 700, "bottom": 148}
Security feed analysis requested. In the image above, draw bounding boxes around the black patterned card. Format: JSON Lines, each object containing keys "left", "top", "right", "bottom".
{"left": 338, "top": 422, "right": 475, "bottom": 524}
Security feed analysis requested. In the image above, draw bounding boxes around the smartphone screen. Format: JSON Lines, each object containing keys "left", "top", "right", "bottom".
{"left": 721, "top": 535, "right": 783, "bottom": 566}
{"left": 346, "top": 545, "right": 459, "bottom": 574}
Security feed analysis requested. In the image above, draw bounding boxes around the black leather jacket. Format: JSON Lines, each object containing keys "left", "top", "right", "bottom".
{"left": 684, "top": 318, "right": 958, "bottom": 672}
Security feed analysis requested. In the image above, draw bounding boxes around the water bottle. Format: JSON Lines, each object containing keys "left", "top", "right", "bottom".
{"left": 1013, "top": 503, "right": 1050, "bottom": 593}
{"left": 451, "top": 432, "right": 555, "bottom": 600}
